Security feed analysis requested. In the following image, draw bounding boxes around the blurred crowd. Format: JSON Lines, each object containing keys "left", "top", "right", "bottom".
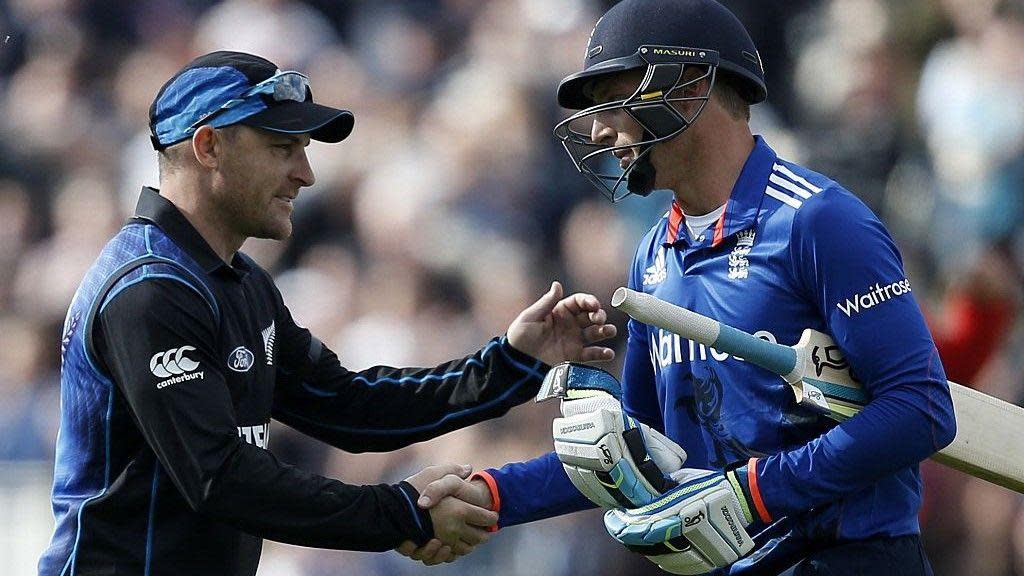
{"left": 1, "top": 0, "right": 1023, "bottom": 574}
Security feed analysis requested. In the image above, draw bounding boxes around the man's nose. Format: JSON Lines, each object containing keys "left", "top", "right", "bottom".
{"left": 591, "top": 113, "right": 617, "bottom": 146}
{"left": 292, "top": 147, "right": 316, "bottom": 187}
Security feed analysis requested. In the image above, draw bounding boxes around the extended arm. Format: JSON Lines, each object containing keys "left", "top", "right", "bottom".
{"left": 271, "top": 282, "right": 616, "bottom": 452}
{"left": 98, "top": 279, "right": 433, "bottom": 551}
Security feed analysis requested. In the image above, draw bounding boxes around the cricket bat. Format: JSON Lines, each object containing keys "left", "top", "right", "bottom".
{"left": 611, "top": 286, "right": 1024, "bottom": 495}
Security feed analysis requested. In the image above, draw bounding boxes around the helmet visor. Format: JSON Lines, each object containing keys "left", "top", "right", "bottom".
{"left": 553, "top": 58, "right": 717, "bottom": 202}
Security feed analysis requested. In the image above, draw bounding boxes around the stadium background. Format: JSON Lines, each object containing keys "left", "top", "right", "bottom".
{"left": 1, "top": 0, "right": 1023, "bottom": 574}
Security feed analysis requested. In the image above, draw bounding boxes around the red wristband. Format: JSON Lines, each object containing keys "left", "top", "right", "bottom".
{"left": 746, "top": 457, "right": 773, "bottom": 524}
{"left": 470, "top": 471, "right": 501, "bottom": 533}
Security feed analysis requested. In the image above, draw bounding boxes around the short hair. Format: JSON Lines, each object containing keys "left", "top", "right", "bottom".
{"left": 157, "top": 145, "right": 186, "bottom": 179}
{"left": 712, "top": 75, "right": 750, "bottom": 122}
{"left": 156, "top": 125, "right": 242, "bottom": 180}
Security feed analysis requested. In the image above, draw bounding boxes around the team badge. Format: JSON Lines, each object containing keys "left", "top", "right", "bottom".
{"left": 261, "top": 321, "right": 276, "bottom": 366}
{"left": 728, "top": 229, "right": 755, "bottom": 280}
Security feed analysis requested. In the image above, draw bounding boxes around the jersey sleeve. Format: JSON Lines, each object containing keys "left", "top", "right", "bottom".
{"left": 484, "top": 452, "right": 595, "bottom": 528}
{"left": 97, "top": 278, "right": 433, "bottom": 551}
{"left": 752, "top": 189, "right": 956, "bottom": 518}
{"left": 268, "top": 288, "right": 547, "bottom": 453}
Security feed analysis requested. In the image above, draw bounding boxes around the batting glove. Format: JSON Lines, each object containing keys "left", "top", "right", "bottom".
{"left": 604, "top": 467, "right": 758, "bottom": 575}
{"left": 538, "top": 362, "right": 688, "bottom": 509}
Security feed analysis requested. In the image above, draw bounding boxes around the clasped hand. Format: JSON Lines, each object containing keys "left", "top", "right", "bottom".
{"left": 399, "top": 466, "right": 494, "bottom": 565}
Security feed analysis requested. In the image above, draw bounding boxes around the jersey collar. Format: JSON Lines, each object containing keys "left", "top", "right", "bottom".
{"left": 663, "top": 135, "right": 777, "bottom": 247}
{"left": 133, "top": 187, "right": 248, "bottom": 279}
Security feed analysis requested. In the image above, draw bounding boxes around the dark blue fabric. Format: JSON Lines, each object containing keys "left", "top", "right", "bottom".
{"left": 39, "top": 223, "right": 214, "bottom": 576}
{"left": 729, "top": 533, "right": 933, "bottom": 576}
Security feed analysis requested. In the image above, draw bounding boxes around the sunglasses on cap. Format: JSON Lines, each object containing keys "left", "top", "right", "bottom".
{"left": 185, "top": 71, "right": 311, "bottom": 135}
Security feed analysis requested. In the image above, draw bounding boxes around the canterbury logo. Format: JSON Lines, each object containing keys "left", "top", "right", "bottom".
{"left": 261, "top": 321, "right": 276, "bottom": 366}
{"left": 150, "top": 346, "right": 200, "bottom": 378}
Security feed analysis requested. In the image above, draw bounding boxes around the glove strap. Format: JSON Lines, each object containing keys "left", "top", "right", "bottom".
{"left": 536, "top": 362, "right": 623, "bottom": 403}
{"left": 621, "top": 425, "right": 677, "bottom": 493}
{"left": 470, "top": 471, "right": 501, "bottom": 533}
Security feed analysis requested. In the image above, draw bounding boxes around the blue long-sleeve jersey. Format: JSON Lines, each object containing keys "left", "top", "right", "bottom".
{"left": 487, "top": 136, "right": 955, "bottom": 550}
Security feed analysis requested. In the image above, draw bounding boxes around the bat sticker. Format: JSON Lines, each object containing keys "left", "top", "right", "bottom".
{"left": 811, "top": 345, "right": 849, "bottom": 376}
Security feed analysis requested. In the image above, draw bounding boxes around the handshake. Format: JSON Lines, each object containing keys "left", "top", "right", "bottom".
{"left": 397, "top": 363, "right": 762, "bottom": 573}
{"left": 398, "top": 464, "right": 498, "bottom": 565}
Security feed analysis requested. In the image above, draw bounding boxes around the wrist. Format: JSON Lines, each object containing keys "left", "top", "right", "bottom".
{"left": 726, "top": 458, "right": 772, "bottom": 526}
{"left": 470, "top": 479, "right": 494, "bottom": 509}
{"left": 500, "top": 333, "right": 550, "bottom": 371}
{"left": 469, "top": 471, "right": 501, "bottom": 533}
{"left": 397, "top": 481, "right": 434, "bottom": 544}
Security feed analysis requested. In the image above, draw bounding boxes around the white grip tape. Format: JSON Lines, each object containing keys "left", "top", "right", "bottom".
{"left": 612, "top": 287, "right": 720, "bottom": 346}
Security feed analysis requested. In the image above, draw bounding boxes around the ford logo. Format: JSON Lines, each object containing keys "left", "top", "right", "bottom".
{"left": 228, "top": 346, "right": 255, "bottom": 372}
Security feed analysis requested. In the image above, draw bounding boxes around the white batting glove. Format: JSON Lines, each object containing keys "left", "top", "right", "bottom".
{"left": 604, "top": 467, "right": 758, "bottom": 575}
{"left": 538, "top": 362, "right": 688, "bottom": 509}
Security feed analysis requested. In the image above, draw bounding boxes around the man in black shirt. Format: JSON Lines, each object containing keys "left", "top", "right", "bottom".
{"left": 39, "top": 51, "right": 618, "bottom": 576}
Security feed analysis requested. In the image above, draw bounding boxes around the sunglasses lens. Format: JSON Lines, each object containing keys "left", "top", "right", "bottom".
{"left": 269, "top": 73, "right": 308, "bottom": 102}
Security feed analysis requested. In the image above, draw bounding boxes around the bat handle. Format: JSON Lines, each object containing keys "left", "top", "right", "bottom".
{"left": 611, "top": 287, "right": 802, "bottom": 381}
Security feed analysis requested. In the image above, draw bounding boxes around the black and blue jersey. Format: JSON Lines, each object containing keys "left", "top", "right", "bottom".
{"left": 40, "top": 187, "right": 546, "bottom": 576}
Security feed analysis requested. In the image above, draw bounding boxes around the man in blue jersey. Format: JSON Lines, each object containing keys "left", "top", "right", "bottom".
{"left": 405, "top": 0, "right": 957, "bottom": 573}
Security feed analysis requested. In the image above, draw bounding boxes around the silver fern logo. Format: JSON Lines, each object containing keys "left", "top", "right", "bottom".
{"left": 261, "top": 321, "right": 276, "bottom": 366}
{"left": 61, "top": 310, "right": 81, "bottom": 366}
{"left": 728, "top": 229, "right": 756, "bottom": 280}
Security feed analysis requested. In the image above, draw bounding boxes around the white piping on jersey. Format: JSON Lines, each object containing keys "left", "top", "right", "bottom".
{"left": 765, "top": 186, "right": 803, "bottom": 209}
{"left": 763, "top": 163, "right": 823, "bottom": 209}
{"left": 768, "top": 173, "right": 812, "bottom": 199}
{"left": 774, "top": 163, "right": 823, "bottom": 193}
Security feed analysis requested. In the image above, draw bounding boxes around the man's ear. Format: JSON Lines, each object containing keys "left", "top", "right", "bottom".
{"left": 192, "top": 125, "right": 220, "bottom": 169}
{"left": 680, "top": 65, "right": 711, "bottom": 97}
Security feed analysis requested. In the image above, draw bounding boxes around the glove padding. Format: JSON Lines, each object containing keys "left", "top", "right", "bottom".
{"left": 604, "top": 468, "right": 756, "bottom": 575}
{"left": 542, "top": 363, "right": 688, "bottom": 509}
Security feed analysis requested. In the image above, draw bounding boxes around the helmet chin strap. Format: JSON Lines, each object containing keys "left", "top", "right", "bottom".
{"left": 626, "top": 143, "right": 657, "bottom": 196}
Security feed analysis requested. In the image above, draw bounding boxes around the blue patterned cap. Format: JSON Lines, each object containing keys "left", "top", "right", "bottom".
{"left": 149, "top": 51, "right": 353, "bottom": 149}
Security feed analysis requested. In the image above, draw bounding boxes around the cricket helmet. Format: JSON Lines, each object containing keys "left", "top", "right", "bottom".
{"left": 554, "top": 0, "right": 766, "bottom": 201}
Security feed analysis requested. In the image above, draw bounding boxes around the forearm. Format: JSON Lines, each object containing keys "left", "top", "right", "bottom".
{"left": 485, "top": 451, "right": 596, "bottom": 528}
{"left": 274, "top": 335, "right": 547, "bottom": 452}
{"left": 191, "top": 441, "right": 431, "bottom": 551}
{"left": 754, "top": 374, "right": 955, "bottom": 518}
